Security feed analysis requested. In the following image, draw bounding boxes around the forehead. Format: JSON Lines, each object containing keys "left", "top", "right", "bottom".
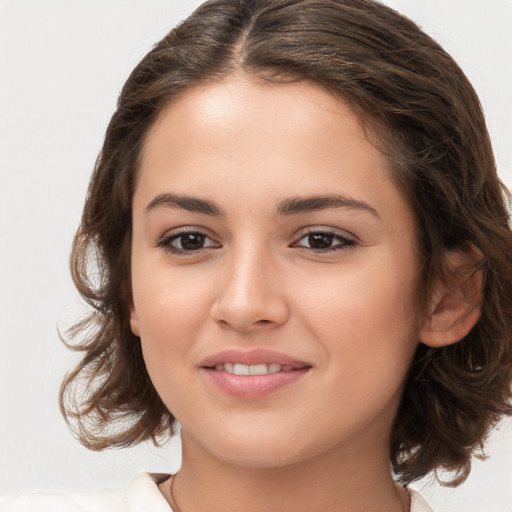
{"left": 142, "top": 77, "right": 381, "bottom": 174}
{"left": 136, "top": 76, "right": 414, "bottom": 229}
{"left": 144, "top": 77, "right": 353, "bottom": 156}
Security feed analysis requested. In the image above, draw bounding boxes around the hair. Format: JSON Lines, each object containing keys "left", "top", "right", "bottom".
{"left": 60, "top": 0, "right": 512, "bottom": 485}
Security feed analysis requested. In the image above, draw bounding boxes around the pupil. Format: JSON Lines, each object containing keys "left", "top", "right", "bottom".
{"left": 181, "top": 233, "right": 205, "bottom": 250}
{"left": 308, "top": 233, "right": 333, "bottom": 249}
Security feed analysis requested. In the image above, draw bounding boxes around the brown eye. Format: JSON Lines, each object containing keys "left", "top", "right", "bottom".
{"left": 307, "top": 233, "right": 334, "bottom": 249}
{"left": 175, "top": 233, "right": 206, "bottom": 250}
{"left": 159, "top": 230, "right": 220, "bottom": 254}
{"left": 293, "top": 230, "right": 356, "bottom": 253}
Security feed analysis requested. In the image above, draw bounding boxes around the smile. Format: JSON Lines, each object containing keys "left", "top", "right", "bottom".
{"left": 200, "top": 350, "right": 311, "bottom": 398}
{"left": 212, "top": 363, "right": 298, "bottom": 375}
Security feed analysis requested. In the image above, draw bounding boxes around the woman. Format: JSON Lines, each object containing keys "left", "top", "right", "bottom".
{"left": 2, "top": 0, "right": 511, "bottom": 510}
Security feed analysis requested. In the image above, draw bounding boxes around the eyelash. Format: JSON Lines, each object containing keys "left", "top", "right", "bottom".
{"left": 157, "top": 228, "right": 220, "bottom": 255}
{"left": 293, "top": 230, "right": 357, "bottom": 253}
{"left": 157, "top": 228, "right": 357, "bottom": 255}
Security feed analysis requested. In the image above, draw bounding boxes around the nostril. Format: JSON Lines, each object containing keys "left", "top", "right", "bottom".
{"left": 210, "top": 295, "right": 289, "bottom": 331}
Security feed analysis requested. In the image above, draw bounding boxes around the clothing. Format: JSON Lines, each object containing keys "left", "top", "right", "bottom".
{"left": 409, "top": 488, "right": 435, "bottom": 512}
{"left": 0, "top": 474, "right": 171, "bottom": 512}
{"left": 0, "top": 473, "right": 435, "bottom": 512}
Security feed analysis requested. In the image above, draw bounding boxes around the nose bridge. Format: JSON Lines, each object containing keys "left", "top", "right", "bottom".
{"left": 211, "top": 239, "right": 288, "bottom": 330}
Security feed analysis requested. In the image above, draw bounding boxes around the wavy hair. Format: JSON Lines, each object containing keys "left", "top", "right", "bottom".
{"left": 60, "top": 0, "right": 512, "bottom": 485}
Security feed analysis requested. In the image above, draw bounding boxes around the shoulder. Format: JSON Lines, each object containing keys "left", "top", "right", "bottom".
{"left": 0, "top": 473, "right": 172, "bottom": 512}
{"left": 409, "top": 487, "right": 436, "bottom": 512}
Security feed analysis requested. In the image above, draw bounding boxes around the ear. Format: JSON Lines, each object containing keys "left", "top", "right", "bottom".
{"left": 420, "top": 244, "right": 484, "bottom": 348}
{"left": 129, "top": 304, "right": 141, "bottom": 337}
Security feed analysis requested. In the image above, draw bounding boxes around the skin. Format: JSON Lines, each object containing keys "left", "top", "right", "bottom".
{"left": 129, "top": 76, "right": 427, "bottom": 512}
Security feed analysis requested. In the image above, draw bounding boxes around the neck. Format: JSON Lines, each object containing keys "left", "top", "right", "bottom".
{"left": 160, "top": 431, "right": 408, "bottom": 512}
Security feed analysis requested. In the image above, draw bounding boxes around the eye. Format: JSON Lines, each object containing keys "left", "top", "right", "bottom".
{"left": 293, "top": 230, "right": 356, "bottom": 252}
{"left": 158, "top": 230, "right": 220, "bottom": 254}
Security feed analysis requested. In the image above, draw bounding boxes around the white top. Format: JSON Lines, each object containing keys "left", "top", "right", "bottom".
{"left": 0, "top": 473, "right": 435, "bottom": 512}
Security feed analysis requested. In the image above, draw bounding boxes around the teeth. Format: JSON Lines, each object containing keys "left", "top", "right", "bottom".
{"left": 249, "top": 364, "right": 268, "bottom": 375}
{"left": 233, "top": 363, "right": 250, "bottom": 375}
{"left": 214, "top": 363, "right": 292, "bottom": 375}
{"left": 268, "top": 363, "right": 281, "bottom": 373}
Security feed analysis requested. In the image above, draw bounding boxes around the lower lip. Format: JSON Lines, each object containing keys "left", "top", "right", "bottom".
{"left": 202, "top": 368, "right": 310, "bottom": 399}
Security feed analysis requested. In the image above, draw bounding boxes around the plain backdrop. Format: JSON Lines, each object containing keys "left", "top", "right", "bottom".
{"left": 1, "top": 0, "right": 511, "bottom": 510}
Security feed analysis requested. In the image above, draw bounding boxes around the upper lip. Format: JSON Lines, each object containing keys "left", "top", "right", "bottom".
{"left": 199, "top": 349, "right": 311, "bottom": 368}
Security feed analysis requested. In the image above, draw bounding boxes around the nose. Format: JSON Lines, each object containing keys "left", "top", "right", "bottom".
{"left": 210, "top": 245, "right": 289, "bottom": 332}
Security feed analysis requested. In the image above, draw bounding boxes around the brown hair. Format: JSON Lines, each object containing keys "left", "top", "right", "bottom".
{"left": 60, "top": 0, "right": 512, "bottom": 485}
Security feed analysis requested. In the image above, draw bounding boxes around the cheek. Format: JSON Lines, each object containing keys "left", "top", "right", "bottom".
{"left": 304, "top": 253, "right": 419, "bottom": 330}
{"left": 131, "top": 262, "right": 215, "bottom": 369}
{"left": 132, "top": 267, "right": 218, "bottom": 418}
{"left": 300, "top": 250, "right": 421, "bottom": 382}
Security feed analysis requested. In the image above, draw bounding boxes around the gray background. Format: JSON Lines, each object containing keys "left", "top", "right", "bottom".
{"left": 1, "top": 1, "right": 511, "bottom": 510}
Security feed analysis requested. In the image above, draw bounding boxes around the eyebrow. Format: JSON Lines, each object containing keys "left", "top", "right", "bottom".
{"left": 275, "top": 194, "right": 381, "bottom": 219}
{"left": 146, "top": 193, "right": 224, "bottom": 216}
{"left": 145, "top": 192, "right": 380, "bottom": 220}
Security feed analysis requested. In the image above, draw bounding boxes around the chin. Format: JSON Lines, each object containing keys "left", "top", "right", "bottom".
{"left": 183, "top": 423, "right": 334, "bottom": 470}
{"left": 213, "top": 442, "right": 306, "bottom": 469}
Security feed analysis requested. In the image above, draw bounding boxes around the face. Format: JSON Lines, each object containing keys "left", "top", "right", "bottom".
{"left": 130, "top": 76, "right": 425, "bottom": 469}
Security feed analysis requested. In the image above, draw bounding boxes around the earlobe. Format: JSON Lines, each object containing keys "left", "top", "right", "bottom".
{"left": 129, "top": 305, "right": 141, "bottom": 337}
{"left": 420, "top": 244, "right": 484, "bottom": 348}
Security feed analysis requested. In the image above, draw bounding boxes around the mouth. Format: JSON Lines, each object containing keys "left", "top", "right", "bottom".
{"left": 207, "top": 362, "right": 307, "bottom": 375}
{"left": 200, "top": 349, "right": 312, "bottom": 398}
{"left": 200, "top": 348, "right": 311, "bottom": 369}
